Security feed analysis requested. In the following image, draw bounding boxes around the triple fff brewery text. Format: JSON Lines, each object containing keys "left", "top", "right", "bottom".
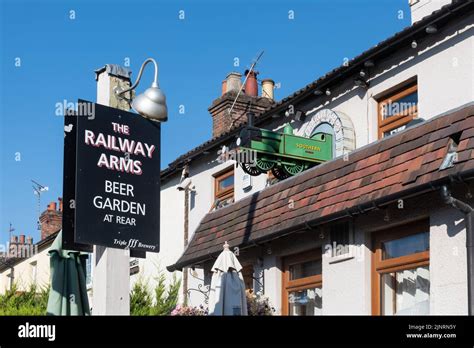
{"left": 83, "top": 121, "right": 156, "bottom": 175}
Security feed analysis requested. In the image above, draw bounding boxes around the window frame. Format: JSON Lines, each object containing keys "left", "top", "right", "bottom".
{"left": 377, "top": 82, "right": 418, "bottom": 139}
{"left": 213, "top": 167, "right": 235, "bottom": 202}
{"left": 371, "top": 219, "right": 430, "bottom": 315}
{"left": 282, "top": 249, "right": 322, "bottom": 315}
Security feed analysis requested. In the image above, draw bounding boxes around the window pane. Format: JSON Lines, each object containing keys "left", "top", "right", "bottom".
{"left": 218, "top": 175, "right": 234, "bottom": 191}
{"left": 382, "top": 91, "right": 418, "bottom": 119}
{"left": 86, "top": 254, "right": 92, "bottom": 286}
{"left": 289, "top": 286, "right": 322, "bottom": 316}
{"left": 381, "top": 265, "right": 430, "bottom": 315}
{"left": 289, "top": 259, "right": 322, "bottom": 280}
{"left": 382, "top": 232, "right": 429, "bottom": 259}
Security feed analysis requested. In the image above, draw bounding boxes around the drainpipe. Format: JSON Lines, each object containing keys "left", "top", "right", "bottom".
{"left": 178, "top": 164, "right": 191, "bottom": 306}
{"left": 440, "top": 185, "right": 474, "bottom": 315}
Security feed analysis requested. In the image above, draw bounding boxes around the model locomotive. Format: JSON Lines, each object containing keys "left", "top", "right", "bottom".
{"left": 236, "top": 124, "right": 333, "bottom": 180}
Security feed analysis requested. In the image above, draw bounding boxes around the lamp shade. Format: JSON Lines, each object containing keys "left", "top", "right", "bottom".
{"left": 132, "top": 85, "right": 168, "bottom": 122}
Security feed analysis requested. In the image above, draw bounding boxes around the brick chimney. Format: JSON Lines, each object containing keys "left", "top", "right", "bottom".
{"left": 40, "top": 200, "right": 62, "bottom": 240}
{"left": 209, "top": 71, "right": 274, "bottom": 138}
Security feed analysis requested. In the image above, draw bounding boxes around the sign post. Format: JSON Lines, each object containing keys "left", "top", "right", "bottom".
{"left": 91, "top": 66, "right": 136, "bottom": 315}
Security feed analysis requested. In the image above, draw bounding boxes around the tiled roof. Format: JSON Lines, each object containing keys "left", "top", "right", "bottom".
{"left": 161, "top": 0, "right": 474, "bottom": 181}
{"left": 168, "top": 104, "right": 474, "bottom": 271}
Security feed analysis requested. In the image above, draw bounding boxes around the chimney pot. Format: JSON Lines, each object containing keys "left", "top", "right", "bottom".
{"left": 221, "top": 80, "right": 227, "bottom": 96}
{"left": 26, "top": 236, "right": 33, "bottom": 244}
{"left": 244, "top": 70, "right": 258, "bottom": 97}
{"left": 58, "top": 198, "right": 63, "bottom": 212}
{"left": 262, "top": 79, "right": 275, "bottom": 100}
{"left": 48, "top": 202, "right": 57, "bottom": 211}
{"left": 10, "top": 235, "right": 17, "bottom": 244}
{"left": 225, "top": 72, "right": 242, "bottom": 94}
{"left": 19, "top": 235, "right": 25, "bottom": 244}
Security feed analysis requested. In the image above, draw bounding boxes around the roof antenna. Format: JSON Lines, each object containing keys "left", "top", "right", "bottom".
{"left": 229, "top": 50, "right": 264, "bottom": 129}
{"left": 32, "top": 180, "right": 49, "bottom": 230}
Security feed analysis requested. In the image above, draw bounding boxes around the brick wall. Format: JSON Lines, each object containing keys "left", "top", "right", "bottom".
{"left": 208, "top": 91, "right": 273, "bottom": 138}
{"left": 39, "top": 201, "right": 62, "bottom": 240}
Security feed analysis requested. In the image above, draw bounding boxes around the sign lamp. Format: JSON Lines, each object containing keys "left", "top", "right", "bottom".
{"left": 116, "top": 58, "right": 168, "bottom": 122}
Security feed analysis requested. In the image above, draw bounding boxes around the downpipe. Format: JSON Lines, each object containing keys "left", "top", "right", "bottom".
{"left": 440, "top": 185, "right": 474, "bottom": 315}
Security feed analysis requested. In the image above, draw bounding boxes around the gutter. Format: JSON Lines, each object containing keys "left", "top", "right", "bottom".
{"left": 168, "top": 168, "right": 474, "bottom": 272}
{"left": 440, "top": 185, "right": 474, "bottom": 315}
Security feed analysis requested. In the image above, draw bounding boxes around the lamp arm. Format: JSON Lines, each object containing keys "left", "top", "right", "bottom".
{"left": 116, "top": 58, "right": 159, "bottom": 97}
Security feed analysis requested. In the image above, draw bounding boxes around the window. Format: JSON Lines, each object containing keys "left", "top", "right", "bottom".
{"left": 85, "top": 254, "right": 92, "bottom": 288}
{"left": 372, "top": 220, "right": 430, "bottom": 315}
{"left": 213, "top": 167, "right": 234, "bottom": 209}
{"left": 130, "top": 258, "right": 139, "bottom": 276}
{"left": 30, "top": 261, "right": 37, "bottom": 283}
{"left": 378, "top": 82, "right": 418, "bottom": 138}
{"left": 282, "top": 249, "right": 322, "bottom": 315}
{"left": 242, "top": 265, "right": 254, "bottom": 291}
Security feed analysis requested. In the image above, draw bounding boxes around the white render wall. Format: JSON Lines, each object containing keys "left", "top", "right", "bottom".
{"left": 321, "top": 229, "right": 372, "bottom": 315}
{"left": 0, "top": 246, "right": 51, "bottom": 293}
{"left": 129, "top": 173, "right": 186, "bottom": 300}
{"left": 429, "top": 207, "right": 468, "bottom": 315}
{"left": 297, "top": 17, "right": 474, "bottom": 148}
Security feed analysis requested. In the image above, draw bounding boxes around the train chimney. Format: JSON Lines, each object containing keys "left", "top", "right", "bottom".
{"left": 244, "top": 70, "right": 258, "bottom": 97}
{"left": 262, "top": 79, "right": 275, "bottom": 100}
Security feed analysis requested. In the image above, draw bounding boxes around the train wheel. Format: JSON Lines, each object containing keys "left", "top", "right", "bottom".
{"left": 256, "top": 158, "right": 274, "bottom": 173}
{"left": 271, "top": 166, "right": 290, "bottom": 180}
{"left": 241, "top": 162, "right": 261, "bottom": 176}
{"left": 283, "top": 161, "right": 307, "bottom": 176}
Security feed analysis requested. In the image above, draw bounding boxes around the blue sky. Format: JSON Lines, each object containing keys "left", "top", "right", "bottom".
{"left": 0, "top": 0, "right": 411, "bottom": 245}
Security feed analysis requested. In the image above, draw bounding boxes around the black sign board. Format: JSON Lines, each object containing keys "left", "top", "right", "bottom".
{"left": 70, "top": 100, "right": 160, "bottom": 253}
{"left": 62, "top": 111, "right": 93, "bottom": 252}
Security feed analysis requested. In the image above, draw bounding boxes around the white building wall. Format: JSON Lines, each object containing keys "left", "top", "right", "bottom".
{"left": 429, "top": 207, "right": 468, "bottom": 315}
{"left": 297, "top": 17, "right": 473, "bottom": 148}
{"left": 0, "top": 246, "right": 51, "bottom": 293}
{"left": 262, "top": 255, "right": 282, "bottom": 315}
{"left": 410, "top": 0, "right": 452, "bottom": 24}
{"left": 130, "top": 174, "right": 185, "bottom": 301}
{"left": 322, "top": 228, "right": 372, "bottom": 315}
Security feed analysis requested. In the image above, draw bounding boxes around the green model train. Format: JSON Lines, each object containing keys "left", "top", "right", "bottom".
{"left": 236, "top": 124, "right": 333, "bottom": 180}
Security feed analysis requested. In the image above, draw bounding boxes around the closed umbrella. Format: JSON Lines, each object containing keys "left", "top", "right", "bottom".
{"left": 46, "top": 231, "right": 90, "bottom": 315}
{"left": 208, "top": 242, "right": 247, "bottom": 316}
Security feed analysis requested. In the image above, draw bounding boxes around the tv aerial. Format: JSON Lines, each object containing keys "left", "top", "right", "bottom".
{"left": 32, "top": 180, "right": 49, "bottom": 230}
{"left": 228, "top": 50, "right": 265, "bottom": 129}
